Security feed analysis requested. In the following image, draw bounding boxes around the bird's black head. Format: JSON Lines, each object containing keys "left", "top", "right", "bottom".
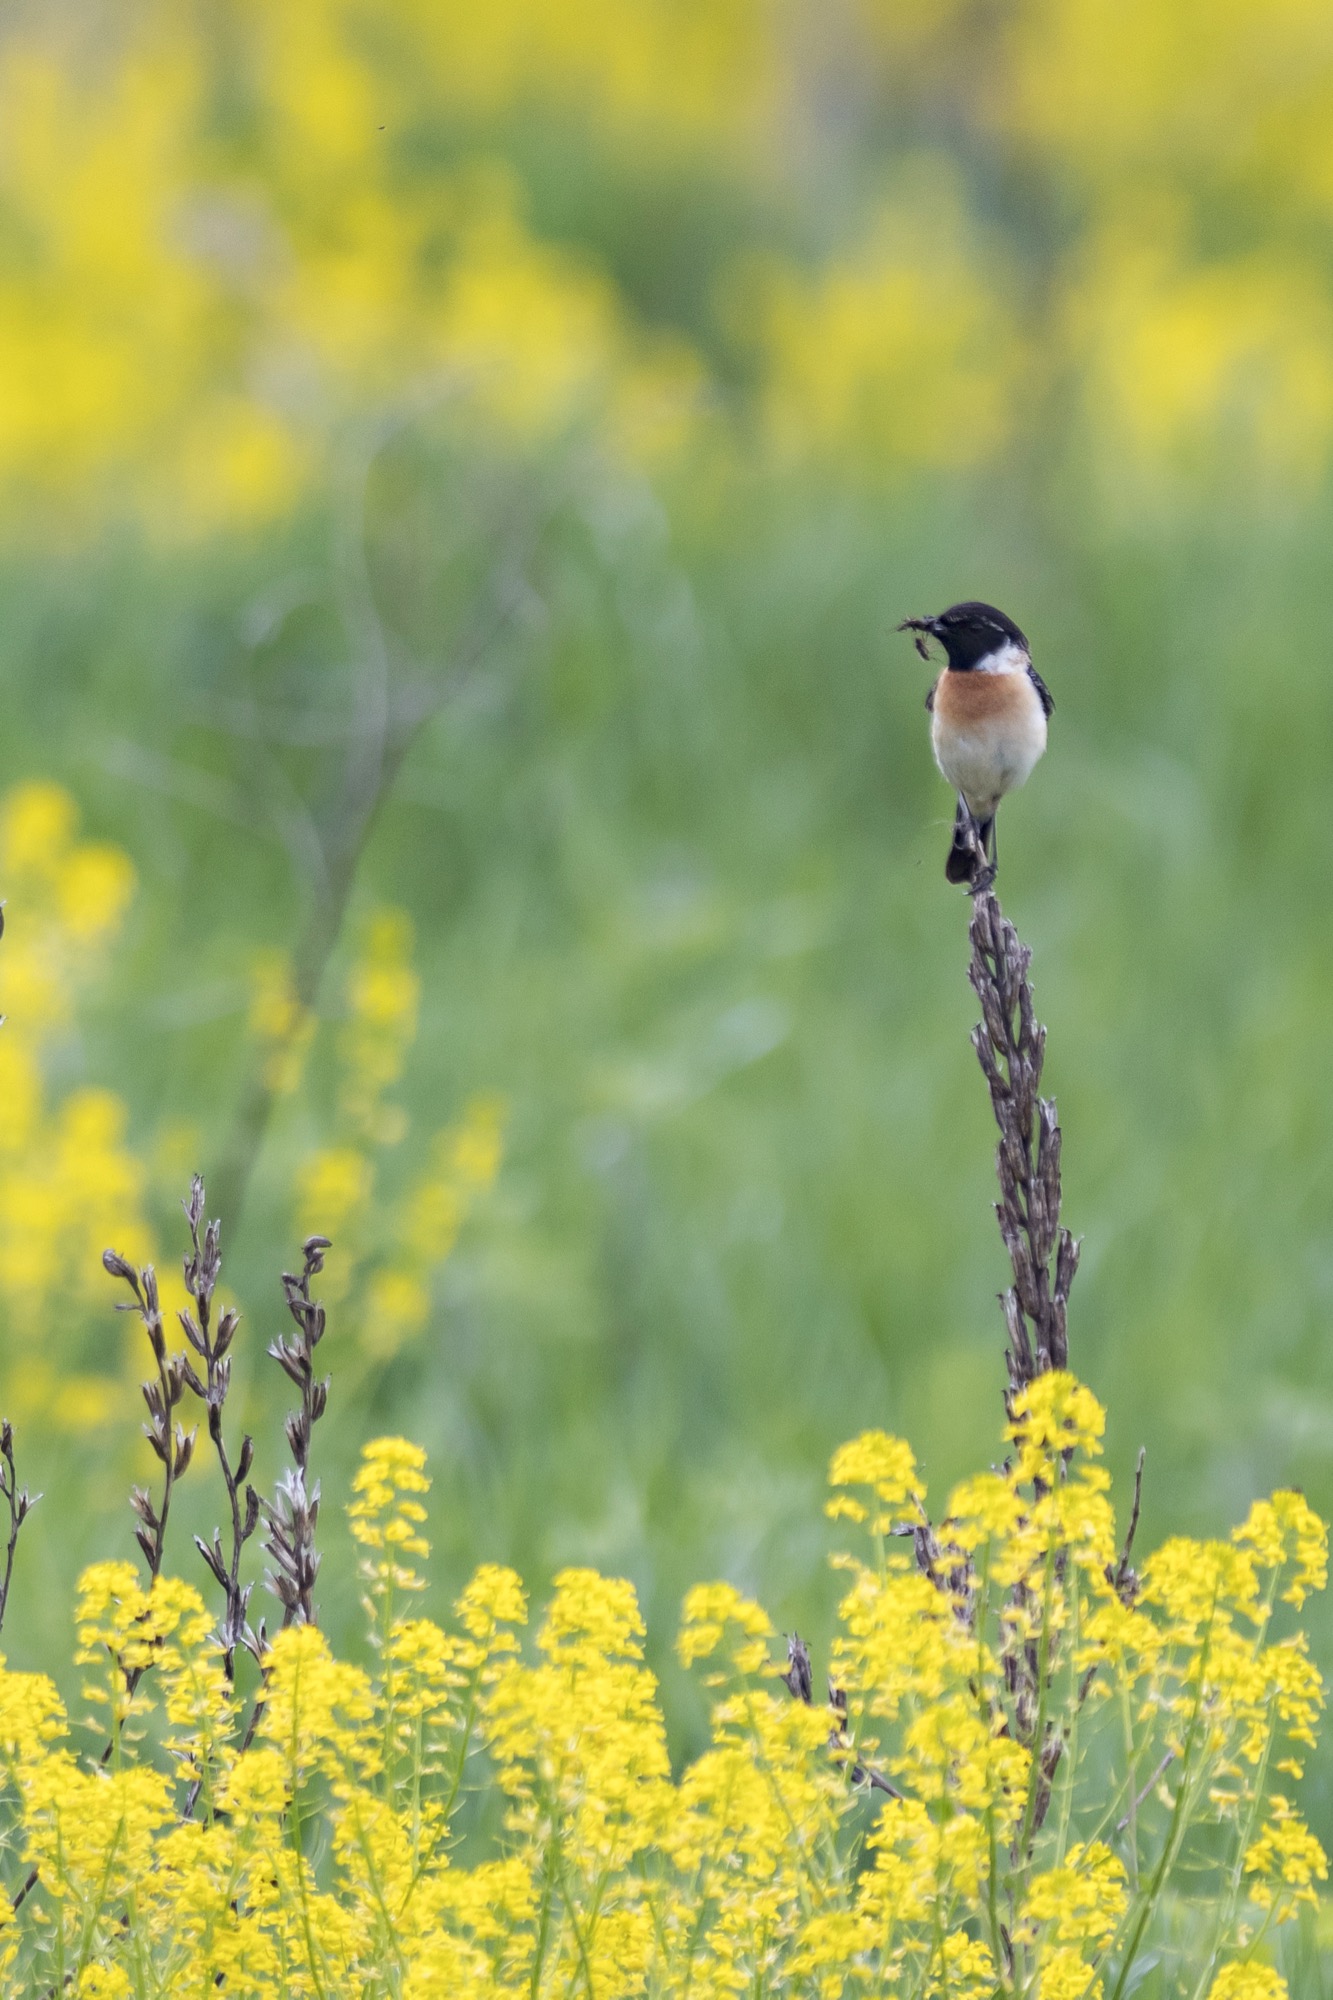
{"left": 898, "top": 600, "right": 1030, "bottom": 672}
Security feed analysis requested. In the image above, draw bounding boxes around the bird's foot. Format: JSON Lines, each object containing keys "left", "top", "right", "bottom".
{"left": 967, "top": 863, "right": 997, "bottom": 897}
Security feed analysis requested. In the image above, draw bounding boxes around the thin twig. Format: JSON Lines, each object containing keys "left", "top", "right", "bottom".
{"left": 0, "top": 1421, "right": 36, "bottom": 1640}
{"left": 781, "top": 1634, "right": 905, "bottom": 1799}
{"left": 1116, "top": 1752, "right": 1176, "bottom": 1834}
{"left": 1108, "top": 1446, "right": 1147, "bottom": 1603}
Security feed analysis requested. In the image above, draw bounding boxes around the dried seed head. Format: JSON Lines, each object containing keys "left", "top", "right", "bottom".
{"left": 186, "top": 1175, "right": 206, "bottom": 1232}
{"left": 783, "top": 1634, "right": 814, "bottom": 1704}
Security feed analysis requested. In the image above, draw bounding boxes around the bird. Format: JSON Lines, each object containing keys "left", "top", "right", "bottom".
{"left": 898, "top": 600, "right": 1052, "bottom": 891}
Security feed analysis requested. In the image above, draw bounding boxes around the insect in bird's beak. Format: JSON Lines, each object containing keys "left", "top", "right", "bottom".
{"left": 896, "top": 615, "right": 939, "bottom": 662}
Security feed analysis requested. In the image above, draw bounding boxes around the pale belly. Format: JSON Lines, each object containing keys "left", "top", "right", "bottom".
{"left": 931, "top": 693, "right": 1047, "bottom": 819}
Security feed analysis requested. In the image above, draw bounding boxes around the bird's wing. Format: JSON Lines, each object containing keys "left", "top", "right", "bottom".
{"left": 925, "top": 675, "right": 938, "bottom": 713}
{"left": 1027, "top": 664, "right": 1054, "bottom": 717}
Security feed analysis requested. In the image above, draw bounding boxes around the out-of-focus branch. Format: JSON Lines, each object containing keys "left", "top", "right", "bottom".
{"left": 209, "top": 422, "right": 554, "bottom": 1236}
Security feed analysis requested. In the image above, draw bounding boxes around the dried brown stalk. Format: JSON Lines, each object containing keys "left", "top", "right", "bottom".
{"left": 262, "top": 1235, "right": 333, "bottom": 1628}
{"left": 783, "top": 883, "right": 1147, "bottom": 1837}
{"left": 102, "top": 1251, "right": 196, "bottom": 1582}
{"left": 176, "top": 1176, "right": 262, "bottom": 1682}
{"left": 967, "top": 888, "right": 1079, "bottom": 1408}
{"left": 98, "top": 1246, "right": 199, "bottom": 1764}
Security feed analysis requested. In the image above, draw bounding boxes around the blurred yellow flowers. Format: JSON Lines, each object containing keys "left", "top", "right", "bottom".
{"left": 0, "top": 1380, "right": 1318, "bottom": 1993}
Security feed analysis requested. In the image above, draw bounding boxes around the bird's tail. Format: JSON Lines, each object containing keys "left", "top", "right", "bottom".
{"left": 945, "top": 801, "right": 992, "bottom": 885}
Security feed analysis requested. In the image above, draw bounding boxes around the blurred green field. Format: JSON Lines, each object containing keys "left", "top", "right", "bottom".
{"left": 2, "top": 0, "right": 1333, "bottom": 1854}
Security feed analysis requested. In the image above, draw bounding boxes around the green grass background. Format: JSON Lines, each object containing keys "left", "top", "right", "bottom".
{"left": 2, "top": 21, "right": 1333, "bottom": 1854}
{"left": 6, "top": 472, "right": 1333, "bottom": 1805}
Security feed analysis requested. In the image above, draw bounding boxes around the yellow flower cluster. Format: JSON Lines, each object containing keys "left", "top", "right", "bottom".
{"left": 0, "top": 1385, "right": 1316, "bottom": 1994}
{"left": 0, "top": 783, "right": 500, "bottom": 1433}
{"left": 279, "top": 908, "right": 504, "bottom": 1352}
{"left": 348, "top": 1435, "right": 431, "bottom": 1625}
{"left": 0, "top": 783, "right": 168, "bottom": 1435}
{"left": 0, "top": 0, "right": 1326, "bottom": 542}
{"left": 0, "top": 0, "right": 707, "bottom": 539}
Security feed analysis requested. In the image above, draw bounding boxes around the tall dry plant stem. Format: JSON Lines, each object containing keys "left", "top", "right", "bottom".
{"left": 786, "top": 884, "right": 1142, "bottom": 1851}
{"left": 262, "top": 1235, "right": 333, "bottom": 1629}
{"left": 967, "top": 889, "right": 1080, "bottom": 1408}
{"left": 177, "top": 1177, "right": 262, "bottom": 1682}
{"left": 102, "top": 1252, "right": 196, "bottom": 1583}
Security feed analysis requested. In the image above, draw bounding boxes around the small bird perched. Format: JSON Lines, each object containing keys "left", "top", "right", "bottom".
{"left": 898, "top": 600, "right": 1052, "bottom": 891}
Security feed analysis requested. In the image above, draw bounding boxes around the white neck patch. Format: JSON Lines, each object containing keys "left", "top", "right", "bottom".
{"left": 972, "top": 639, "right": 1030, "bottom": 675}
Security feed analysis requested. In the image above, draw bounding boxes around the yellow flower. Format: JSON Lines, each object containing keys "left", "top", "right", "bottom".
{"left": 76, "top": 1969, "right": 133, "bottom": 1999}
{"left": 448, "top": 1096, "right": 506, "bottom": 1189}
{"left": 349, "top": 1436, "right": 432, "bottom": 1611}
{"left": 0, "top": 781, "right": 78, "bottom": 878}
{"left": 678, "top": 1580, "right": 774, "bottom": 1675}
{"left": 1025, "top": 1841, "right": 1128, "bottom": 1952}
{"left": 216, "top": 1745, "right": 290, "bottom": 1822}
{"left": 746, "top": 188, "right": 1021, "bottom": 478}
{"left": 1142, "top": 1536, "right": 1261, "bottom": 1631}
{"left": 362, "top": 1266, "right": 431, "bottom": 1359}
{"left": 1206, "top": 1967, "right": 1289, "bottom": 2000}
{"left": 1006, "top": 1369, "right": 1106, "bottom": 1483}
{"left": 259, "top": 1624, "right": 376, "bottom": 1783}
{"left": 1035, "top": 1943, "right": 1106, "bottom": 2000}
{"left": 338, "top": 907, "right": 419, "bottom": 1144}
{"left": 947, "top": 1469, "right": 1026, "bottom": 1549}
{"left": 1244, "top": 1795, "right": 1329, "bottom": 1913}
{"left": 1234, "top": 1490, "right": 1329, "bottom": 1608}
{"left": 247, "top": 949, "right": 316, "bottom": 1095}
{"left": 456, "top": 1561, "right": 528, "bottom": 1643}
{"left": 827, "top": 1429, "right": 923, "bottom": 1529}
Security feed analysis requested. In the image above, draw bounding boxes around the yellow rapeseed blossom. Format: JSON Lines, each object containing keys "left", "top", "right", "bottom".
{"left": 349, "top": 1435, "right": 432, "bottom": 1622}
{"left": 826, "top": 1428, "right": 923, "bottom": 1530}
{"left": 1207, "top": 1968, "right": 1290, "bottom": 2000}
{"left": 0, "top": 782, "right": 168, "bottom": 1424}
{"left": 247, "top": 948, "right": 317, "bottom": 1096}
{"left": 1245, "top": 1794, "right": 1329, "bottom": 1913}
{"left": 278, "top": 908, "right": 504, "bottom": 1355}
{"left": 338, "top": 909, "right": 420, "bottom": 1146}
{"left": 0, "top": 1378, "right": 1320, "bottom": 1993}
{"left": 749, "top": 188, "right": 1023, "bottom": 479}
{"left": 1025, "top": 1840, "right": 1128, "bottom": 1951}
{"left": 679, "top": 1579, "right": 776, "bottom": 1681}
{"left": 361, "top": 1095, "right": 507, "bottom": 1360}
{"left": 1007, "top": 1367, "right": 1107, "bottom": 1479}
{"left": 1235, "top": 1489, "right": 1329, "bottom": 1609}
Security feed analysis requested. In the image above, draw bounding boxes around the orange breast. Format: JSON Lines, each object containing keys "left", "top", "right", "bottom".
{"left": 932, "top": 669, "right": 1033, "bottom": 727}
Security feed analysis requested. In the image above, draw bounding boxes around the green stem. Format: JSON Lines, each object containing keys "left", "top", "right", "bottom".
{"left": 1015, "top": 1542, "right": 1059, "bottom": 1870}
{"left": 1103, "top": 1617, "right": 1216, "bottom": 2000}
{"left": 527, "top": 1837, "right": 557, "bottom": 2000}
{"left": 1187, "top": 1712, "right": 1277, "bottom": 2000}
{"left": 1053, "top": 1574, "right": 1083, "bottom": 1867}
